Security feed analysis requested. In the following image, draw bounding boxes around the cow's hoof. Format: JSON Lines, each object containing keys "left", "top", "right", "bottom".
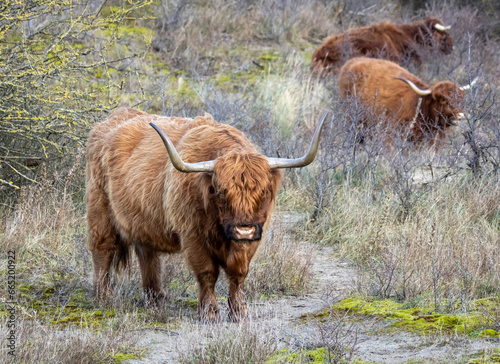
{"left": 228, "top": 307, "right": 250, "bottom": 323}
{"left": 144, "top": 290, "right": 167, "bottom": 306}
{"left": 228, "top": 298, "right": 249, "bottom": 323}
{"left": 93, "top": 287, "right": 114, "bottom": 307}
{"left": 199, "top": 310, "right": 221, "bottom": 324}
{"left": 228, "top": 313, "right": 251, "bottom": 323}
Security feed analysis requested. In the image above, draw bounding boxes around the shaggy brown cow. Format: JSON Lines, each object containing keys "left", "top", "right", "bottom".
{"left": 86, "top": 108, "right": 326, "bottom": 322}
{"left": 338, "top": 57, "right": 476, "bottom": 146}
{"left": 312, "top": 17, "right": 453, "bottom": 74}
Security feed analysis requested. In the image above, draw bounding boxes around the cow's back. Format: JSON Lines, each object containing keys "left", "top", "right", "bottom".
{"left": 340, "top": 58, "right": 412, "bottom": 99}
{"left": 339, "top": 57, "right": 426, "bottom": 121}
{"left": 347, "top": 22, "right": 403, "bottom": 55}
{"left": 86, "top": 108, "right": 219, "bottom": 248}
{"left": 86, "top": 108, "right": 259, "bottom": 249}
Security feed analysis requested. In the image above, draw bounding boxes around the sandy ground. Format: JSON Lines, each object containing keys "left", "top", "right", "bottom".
{"left": 128, "top": 212, "right": 499, "bottom": 364}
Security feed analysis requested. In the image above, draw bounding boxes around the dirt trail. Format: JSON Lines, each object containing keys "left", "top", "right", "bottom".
{"left": 130, "top": 213, "right": 498, "bottom": 363}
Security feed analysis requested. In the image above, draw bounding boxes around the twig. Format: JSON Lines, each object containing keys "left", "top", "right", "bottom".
{"left": 126, "top": 327, "right": 179, "bottom": 335}
{"left": 252, "top": 60, "right": 264, "bottom": 70}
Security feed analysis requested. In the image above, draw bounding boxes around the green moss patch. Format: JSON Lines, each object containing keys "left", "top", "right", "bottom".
{"left": 0, "top": 284, "right": 116, "bottom": 329}
{"left": 467, "top": 348, "right": 500, "bottom": 363}
{"left": 113, "top": 352, "right": 139, "bottom": 363}
{"left": 0, "top": 282, "right": 183, "bottom": 333}
{"left": 202, "top": 45, "right": 289, "bottom": 91}
{"left": 328, "top": 297, "right": 500, "bottom": 337}
{"left": 268, "top": 348, "right": 380, "bottom": 363}
{"left": 268, "top": 347, "right": 330, "bottom": 363}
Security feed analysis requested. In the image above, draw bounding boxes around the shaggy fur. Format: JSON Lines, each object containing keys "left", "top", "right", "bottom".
{"left": 86, "top": 108, "right": 283, "bottom": 322}
{"left": 338, "top": 57, "right": 465, "bottom": 146}
{"left": 312, "top": 17, "right": 453, "bottom": 74}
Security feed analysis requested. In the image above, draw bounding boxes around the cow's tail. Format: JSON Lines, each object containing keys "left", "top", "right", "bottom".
{"left": 112, "top": 235, "right": 130, "bottom": 273}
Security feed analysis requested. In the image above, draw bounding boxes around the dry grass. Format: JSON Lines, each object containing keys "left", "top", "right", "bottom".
{"left": 245, "top": 218, "right": 314, "bottom": 299}
{"left": 177, "top": 322, "right": 278, "bottom": 364}
{"left": 0, "top": 317, "right": 142, "bottom": 364}
{"left": 317, "top": 174, "right": 500, "bottom": 309}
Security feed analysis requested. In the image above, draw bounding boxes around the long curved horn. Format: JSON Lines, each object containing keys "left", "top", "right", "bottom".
{"left": 150, "top": 123, "right": 215, "bottom": 173}
{"left": 395, "top": 77, "right": 432, "bottom": 96}
{"left": 266, "top": 112, "right": 329, "bottom": 169}
{"left": 459, "top": 76, "right": 479, "bottom": 91}
{"left": 434, "top": 23, "right": 451, "bottom": 31}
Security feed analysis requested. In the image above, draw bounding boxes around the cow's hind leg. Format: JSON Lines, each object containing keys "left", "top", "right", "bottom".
{"left": 87, "top": 191, "right": 120, "bottom": 301}
{"left": 91, "top": 244, "right": 115, "bottom": 300}
{"left": 135, "top": 245, "right": 165, "bottom": 303}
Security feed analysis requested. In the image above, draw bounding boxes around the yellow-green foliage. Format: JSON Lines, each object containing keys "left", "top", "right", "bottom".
{"left": 468, "top": 349, "right": 500, "bottom": 364}
{"left": 268, "top": 348, "right": 381, "bottom": 363}
{"left": 0, "top": 284, "right": 116, "bottom": 329}
{"left": 0, "top": 0, "right": 152, "bottom": 189}
{"left": 201, "top": 46, "right": 284, "bottom": 93}
{"left": 330, "top": 297, "right": 500, "bottom": 337}
{"left": 113, "top": 352, "right": 140, "bottom": 363}
{"left": 268, "top": 348, "right": 331, "bottom": 363}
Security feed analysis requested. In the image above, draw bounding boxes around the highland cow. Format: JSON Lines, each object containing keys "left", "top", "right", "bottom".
{"left": 313, "top": 17, "right": 453, "bottom": 74}
{"left": 338, "top": 57, "right": 476, "bottom": 146}
{"left": 86, "top": 108, "right": 326, "bottom": 322}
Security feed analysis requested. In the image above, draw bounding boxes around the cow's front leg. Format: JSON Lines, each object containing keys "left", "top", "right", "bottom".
{"left": 225, "top": 245, "right": 257, "bottom": 322}
{"left": 185, "top": 249, "right": 220, "bottom": 323}
{"left": 196, "top": 269, "right": 220, "bottom": 323}
{"left": 226, "top": 273, "right": 248, "bottom": 322}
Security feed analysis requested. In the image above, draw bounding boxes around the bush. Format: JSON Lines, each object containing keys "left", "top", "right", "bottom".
{"left": 0, "top": 0, "right": 151, "bottom": 193}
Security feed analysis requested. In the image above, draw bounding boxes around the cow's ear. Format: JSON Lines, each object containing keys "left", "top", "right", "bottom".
{"left": 426, "top": 18, "right": 438, "bottom": 30}
{"left": 200, "top": 172, "right": 215, "bottom": 212}
{"left": 432, "top": 93, "right": 446, "bottom": 104}
{"left": 269, "top": 169, "right": 284, "bottom": 200}
{"left": 202, "top": 172, "right": 215, "bottom": 194}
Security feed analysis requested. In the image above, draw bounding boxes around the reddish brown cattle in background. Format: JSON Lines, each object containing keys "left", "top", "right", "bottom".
{"left": 86, "top": 107, "right": 326, "bottom": 322}
{"left": 312, "top": 17, "right": 453, "bottom": 74}
{"left": 338, "top": 57, "right": 475, "bottom": 146}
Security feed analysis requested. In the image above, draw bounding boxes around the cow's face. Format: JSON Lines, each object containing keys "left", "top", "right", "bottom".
{"left": 209, "top": 152, "right": 282, "bottom": 242}
{"left": 433, "top": 29, "right": 453, "bottom": 55}
{"left": 430, "top": 82, "right": 464, "bottom": 126}
{"left": 424, "top": 18, "right": 454, "bottom": 55}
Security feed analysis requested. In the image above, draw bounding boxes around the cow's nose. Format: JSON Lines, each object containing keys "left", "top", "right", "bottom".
{"left": 224, "top": 223, "right": 263, "bottom": 241}
{"left": 233, "top": 226, "right": 256, "bottom": 240}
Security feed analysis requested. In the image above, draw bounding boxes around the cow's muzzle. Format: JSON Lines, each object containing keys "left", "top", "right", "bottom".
{"left": 450, "top": 112, "right": 465, "bottom": 125}
{"left": 225, "top": 224, "right": 263, "bottom": 241}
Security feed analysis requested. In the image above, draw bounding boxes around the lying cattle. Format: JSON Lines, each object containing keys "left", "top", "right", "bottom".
{"left": 338, "top": 57, "right": 475, "bottom": 146}
{"left": 86, "top": 107, "right": 326, "bottom": 322}
{"left": 312, "top": 17, "right": 453, "bottom": 74}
